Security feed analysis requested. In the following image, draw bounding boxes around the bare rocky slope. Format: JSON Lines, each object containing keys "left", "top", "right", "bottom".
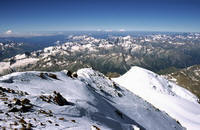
{"left": 166, "top": 65, "right": 200, "bottom": 99}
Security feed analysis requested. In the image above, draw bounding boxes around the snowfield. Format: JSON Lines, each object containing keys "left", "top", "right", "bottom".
{"left": 0, "top": 68, "right": 184, "bottom": 130}
{"left": 113, "top": 66, "right": 200, "bottom": 130}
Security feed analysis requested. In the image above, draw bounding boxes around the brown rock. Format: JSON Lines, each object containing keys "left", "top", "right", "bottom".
{"left": 67, "top": 70, "right": 72, "bottom": 78}
{"left": 13, "top": 98, "right": 21, "bottom": 105}
{"left": 48, "top": 73, "right": 59, "bottom": 80}
{"left": 53, "top": 92, "right": 71, "bottom": 106}
{"left": 72, "top": 72, "right": 78, "bottom": 78}
{"left": 21, "top": 98, "right": 30, "bottom": 105}
{"left": 9, "top": 107, "right": 19, "bottom": 112}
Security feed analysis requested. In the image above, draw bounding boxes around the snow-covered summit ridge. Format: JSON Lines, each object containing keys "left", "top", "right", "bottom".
{"left": 0, "top": 68, "right": 183, "bottom": 130}
{"left": 114, "top": 66, "right": 200, "bottom": 130}
{"left": 116, "top": 66, "right": 198, "bottom": 103}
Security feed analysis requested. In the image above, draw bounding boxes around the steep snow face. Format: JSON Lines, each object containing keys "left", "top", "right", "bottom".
{"left": 113, "top": 66, "right": 200, "bottom": 130}
{"left": 0, "top": 69, "right": 183, "bottom": 130}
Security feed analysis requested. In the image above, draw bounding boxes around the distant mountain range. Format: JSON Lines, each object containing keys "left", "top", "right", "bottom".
{"left": 0, "top": 35, "right": 67, "bottom": 61}
{"left": 1, "top": 33, "right": 200, "bottom": 75}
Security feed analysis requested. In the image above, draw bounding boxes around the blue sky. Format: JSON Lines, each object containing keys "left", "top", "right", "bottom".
{"left": 0, "top": 0, "right": 200, "bottom": 34}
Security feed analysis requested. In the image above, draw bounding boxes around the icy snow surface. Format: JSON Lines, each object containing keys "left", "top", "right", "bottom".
{"left": 113, "top": 66, "right": 200, "bottom": 130}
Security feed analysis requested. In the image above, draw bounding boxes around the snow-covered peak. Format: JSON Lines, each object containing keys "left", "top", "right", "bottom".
{"left": 114, "top": 66, "right": 200, "bottom": 130}
{"left": 117, "top": 66, "right": 198, "bottom": 102}
{"left": 121, "top": 35, "right": 131, "bottom": 40}
{"left": 69, "top": 35, "right": 101, "bottom": 44}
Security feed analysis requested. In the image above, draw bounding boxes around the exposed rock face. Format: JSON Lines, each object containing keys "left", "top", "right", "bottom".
{"left": 52, "top": 91, "right": 71, "bottom": 106}
{"left": 8, "top": 98, "right": 32, "bottom": 113}
{"left": 39, "top": 73, "right": 59, "bottom": 80}
{"left": 48, "top": 73, "right": 59, "bottom": 80}
{"left": 72, "top": 72, "right": 78, "bottom": 78}
{"left": 40, "top": 91, "right": 72, "bottom": 106}
{"left": 66, "top": 70, "right": 72, "bottom": 78}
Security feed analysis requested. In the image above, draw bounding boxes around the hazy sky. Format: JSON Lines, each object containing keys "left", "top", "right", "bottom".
{"left": 0, "top": 0, "right": 200, "bottom": 33}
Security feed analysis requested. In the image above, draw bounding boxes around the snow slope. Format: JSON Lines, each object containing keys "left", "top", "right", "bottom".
{"left": 113, "top": 66, "right": 200, "bottom": 130}
{"left": 0, "top": 68, "right": 183, "bottom": 130}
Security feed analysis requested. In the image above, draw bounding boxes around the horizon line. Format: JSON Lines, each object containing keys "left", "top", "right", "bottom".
{"left": 0, "top": 30, "right": 200, "bottom": 38}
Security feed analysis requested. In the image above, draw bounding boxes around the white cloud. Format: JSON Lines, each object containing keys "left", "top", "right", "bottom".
{"left": 5, "top": 30, "right": 12, "bottom": 35}
{"left": 119, "top": 29, "right": 125, "bottom": 32}
{"left": 97, "top": 29, "right": 102, "bottom": 31}
{"left": 105, "top": 29, "right": 112, "bottom": 32}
